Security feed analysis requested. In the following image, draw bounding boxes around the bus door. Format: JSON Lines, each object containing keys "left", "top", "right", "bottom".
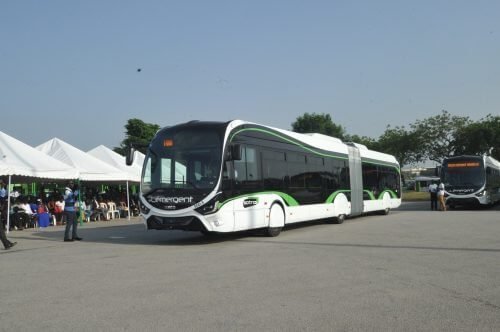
{"left": 232, "top": 146, "right": 267, "bottom": 231}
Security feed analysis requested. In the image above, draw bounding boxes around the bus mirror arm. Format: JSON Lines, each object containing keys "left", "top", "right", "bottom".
{"left": 125, "top": 145, "right": 135, "bottom": 166}
{"left": 435, "top": 166, "right": 441, "bottom": 177}
{"left": 125, "top": 143, "right": 148, "bottom": 166}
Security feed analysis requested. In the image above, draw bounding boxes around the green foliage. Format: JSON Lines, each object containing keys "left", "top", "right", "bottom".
{"left": 454, "top": 114, "right": 500, "bottom": 160}
{"left": 410, "top": 110, "right": 472, "bottom": 163}
{"left": 377, "top": 125, "right": 425, "bottom": 167}
{"left": 291, "top": 113, "right": 345, "bottom": 139}
{"left": 114, "top": 118, "right": 160, "bottom": 155}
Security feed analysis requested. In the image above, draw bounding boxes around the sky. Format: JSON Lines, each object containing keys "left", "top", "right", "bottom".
{"left": 1, "top": 1, "right": 499, "bottom": 152}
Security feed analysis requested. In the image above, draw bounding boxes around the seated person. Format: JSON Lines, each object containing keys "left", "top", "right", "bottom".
{"left": 11, "top": 199, "right": 30, "bottom": 230}
{"left": 37, "top": 199, "right": 50, "bottom": 228}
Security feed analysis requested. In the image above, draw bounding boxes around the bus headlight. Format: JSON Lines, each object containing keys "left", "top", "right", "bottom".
{"left": 195, "top": 195, "right": 221, "bottom": 215}
{"left": 475, "top": 190, "right": 486, "bottom": 197}
{"left": 139, "top": 201, "right": 150, "bottom": 214}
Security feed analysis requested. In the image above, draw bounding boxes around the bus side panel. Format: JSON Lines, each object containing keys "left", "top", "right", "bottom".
{"left": 363, "top": 200, "right": 382, "bottom": 213}
{"left": 232, "top": 194, "right": 271, "bottom": 231}
{"left": 205, "top": 201, "right": 235, "bottom": 232}
{"left": 285, "top": 194, "right": 349, "bottom": 224}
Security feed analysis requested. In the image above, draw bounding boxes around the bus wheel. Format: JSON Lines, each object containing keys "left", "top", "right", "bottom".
{"left": 266, "top": 204, "right": 284, "bottom": 237}
{"left": 332, "top": 214, "right": 346, "bottom": 224}
{"left": 379, "top": 208, "right": 390, "bottom": 215}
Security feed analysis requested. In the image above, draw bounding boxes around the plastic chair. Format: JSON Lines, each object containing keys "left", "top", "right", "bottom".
{"left": 38, "top": 212, "right": 50, "bottom": 228}
{"left": 99, "top": 202, "right": 112, "bottom": 220}
{"left": 117, "top": 202, "right": 129, "bottom": 218}
{"left": 107, "top": 202, "right": 120, "bottom": 219}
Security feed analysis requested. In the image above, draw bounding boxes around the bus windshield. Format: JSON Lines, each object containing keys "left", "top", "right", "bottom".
{"left": 142, "top": 128, "right": 223, "bottom": 196}
{"left": 442, "top": 159, "right": 485, "bottom": 187}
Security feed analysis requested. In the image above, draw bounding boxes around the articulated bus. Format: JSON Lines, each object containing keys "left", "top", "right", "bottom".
{"left": 441, "top": 155, "right": 500, "bottom": 208}
{"left": 126, "top": 120, "right": 401, "bottom": 236}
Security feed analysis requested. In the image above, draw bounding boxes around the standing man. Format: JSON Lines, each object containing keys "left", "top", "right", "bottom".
{"left": 428, "top": 181, "right": 438, "bottom": 211}
{"left": 437, "top": 181, "right": 447, "bottom": 212}
{"left": 63, "top": 181, "right": 83, "bottom": 242}
{"left": 0, "top": 199, "right": 17, "bottom": 250}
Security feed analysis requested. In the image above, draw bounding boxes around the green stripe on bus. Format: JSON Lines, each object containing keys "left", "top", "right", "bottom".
{"left": 217, "top": 191, "right": 300, "bottom": 209}
{"left": 377, "top": 190, "right": 398, "bottom": 199}
{"left": 230, "top": 127, "right": 400, "bottom": 172}
{"left": 230, "top": 128, "right": 348, "bottom": 160}
{"left": 216, "top": 188, "right": 398, "bottom": 210}
{"left": 364, "top": 190, "right": 376, "bottom": 200}
{"left": 325, "top": 190, "right": 351, "bottom": 203}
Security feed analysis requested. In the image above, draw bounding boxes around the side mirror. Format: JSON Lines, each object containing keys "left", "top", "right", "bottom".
{"left": 229, "top": 144, "right": 242, "bottom": 161}
{"left": 125, "top": 145, "right": 135, "bottom": 166}
{"left": 435, "top": 166, "right": 441, "bottom": 177}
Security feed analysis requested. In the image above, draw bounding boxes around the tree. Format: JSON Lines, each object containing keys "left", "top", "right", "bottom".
{"left": 376, "top": 125, "right": 424, "bottom": 167}
{"left": 114, "top": 118, "right": 161, "bottom": 155}
{"left": 454, "top": 114, "right": 500, "bottom": 160}
{"left": 410, "top": 110, "right": 472, "bottom": 163}
{"left": 291, "top": 113, "right": 345, "bottom": 139}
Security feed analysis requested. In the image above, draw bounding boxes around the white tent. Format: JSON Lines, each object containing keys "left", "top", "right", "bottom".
{"left": 0, "top": 131, "right": 79, "bottom": 232}
{"left": 86, "top": 145, "right": 144, "bottom": 220}
{"left": 36, "top": 138, "right": 128, "bottom": 182}
{"left": 0, "top": 131, "right": 79, "bottom": 180}
{"left": 87, "top": 145, "right": 141, "bottom": 182}
{"left": 133, "top": 151, "right": 145, "bottom": 170}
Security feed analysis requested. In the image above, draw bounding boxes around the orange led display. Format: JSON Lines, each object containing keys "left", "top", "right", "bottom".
{"left": 163, "top": 139, "right": 174, "bottom": 147}
{"left": 447, "top": 162, "right": 480, "bottom": 168}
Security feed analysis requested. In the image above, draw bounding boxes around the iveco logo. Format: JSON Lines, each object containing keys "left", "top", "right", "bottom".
{"left": 147, "top": 196, "right": 194, "bottom": 204}
{"left": 243, "top": 198, "right": 259, "bottom": 208}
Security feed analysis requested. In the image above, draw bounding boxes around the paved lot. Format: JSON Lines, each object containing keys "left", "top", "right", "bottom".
{"left": 1, "top": 202, "right": 499, "bottom": 331}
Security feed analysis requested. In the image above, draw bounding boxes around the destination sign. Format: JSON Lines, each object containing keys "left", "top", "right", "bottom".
{"left": 447, "top": 162, "right": 480, "bottom": 168}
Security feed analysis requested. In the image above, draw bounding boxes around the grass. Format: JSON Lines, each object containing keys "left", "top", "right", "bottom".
{"left": 402, "top": 190, "right": 430, "bottom": 201}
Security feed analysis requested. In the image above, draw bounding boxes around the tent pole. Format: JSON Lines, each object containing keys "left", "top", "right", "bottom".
{"left": 77, "top": 178, "right": 83, "bottom": 225}
{"left": 6, "top": 175, "right": 11, "bottom": 234}
{"left": 126, "top": 180, "right": 130, "bottom": 220}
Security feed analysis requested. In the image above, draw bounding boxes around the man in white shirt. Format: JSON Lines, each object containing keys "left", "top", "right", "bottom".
{"left": 428, "top": 181, "right": 438, "bottom": 211}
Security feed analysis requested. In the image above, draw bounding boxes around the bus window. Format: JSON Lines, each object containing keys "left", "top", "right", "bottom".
{"left": 262, "top": 150, "right": 286, "bottom": 191}
{"left": 234, "top": 146, "right": 262, "bottom": 190}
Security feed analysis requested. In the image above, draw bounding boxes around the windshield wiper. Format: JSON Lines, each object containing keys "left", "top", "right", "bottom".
{"left": 173, "top": 180, "right": 203, "bottom": 193}
{"left": 143, "top": 187, "right": 163, "bottom": 196}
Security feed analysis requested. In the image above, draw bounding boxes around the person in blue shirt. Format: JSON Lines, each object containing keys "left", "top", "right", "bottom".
{"left": 63, "top": 181, "right": 82, "bottom": 242}
{"left": 0, "top": 179, "right": 6, "bottom": 200}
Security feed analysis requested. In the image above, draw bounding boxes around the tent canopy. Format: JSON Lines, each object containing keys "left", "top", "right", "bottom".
{"left": 36, "top": 138, "right": 129, "bottom": 182}
{"left": 0, "top": 131, "right": 79, "bottom": 181}
{"left": 87, "top": 145, "right": 142, "bottom": 182}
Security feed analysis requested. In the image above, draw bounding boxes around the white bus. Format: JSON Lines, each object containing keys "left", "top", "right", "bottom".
{"left": 126, "top": 120, "right": 401, "bottom": 236}
{"left": 441, "top": 155, "right": 500, "bottom": 208}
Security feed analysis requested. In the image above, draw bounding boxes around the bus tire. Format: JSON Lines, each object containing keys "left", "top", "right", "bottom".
{"left": 332, "top": 214, "right": 346, "bottom": 224}
{"left": 266, "top": 203, "right": 284, "bottom": 237}
{"left": 380, "top": 207, "right": 390, "bottom": 215}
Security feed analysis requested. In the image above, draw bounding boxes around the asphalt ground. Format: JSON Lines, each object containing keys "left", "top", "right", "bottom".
{"left": 1, "top": 202, "right": 499, "bottom": 331}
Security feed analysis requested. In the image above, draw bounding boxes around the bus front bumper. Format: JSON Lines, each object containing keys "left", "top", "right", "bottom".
{"left": 146, "top": 215, "right": 207, "bottom": 231}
